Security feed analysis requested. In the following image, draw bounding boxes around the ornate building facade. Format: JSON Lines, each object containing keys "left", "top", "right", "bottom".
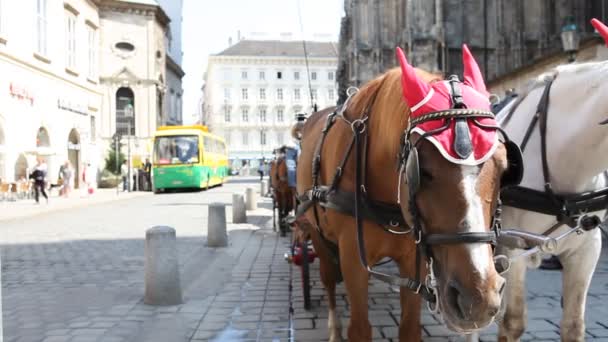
{"left": 97, "top": 0, "right": 171, "bottom": 163}
{"left": 337, "top": 0, "right": 607, "bottom": 103}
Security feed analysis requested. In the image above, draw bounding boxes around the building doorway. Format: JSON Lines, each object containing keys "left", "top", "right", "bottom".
{"left": 68, "top": 129, "right": 80, "bottom": 189}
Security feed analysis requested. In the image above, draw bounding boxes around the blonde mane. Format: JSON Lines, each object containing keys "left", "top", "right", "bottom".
{"left": 346, "top": 67, "right": 443, "bottom": 158}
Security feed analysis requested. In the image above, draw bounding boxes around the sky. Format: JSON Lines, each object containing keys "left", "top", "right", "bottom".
{"left": 181, "top": 0, "right": 344, "bottom": 124}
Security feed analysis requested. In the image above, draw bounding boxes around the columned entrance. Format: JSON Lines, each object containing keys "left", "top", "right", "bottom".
{"left": 68, "top": 129, "right": 80, "bottom": 189}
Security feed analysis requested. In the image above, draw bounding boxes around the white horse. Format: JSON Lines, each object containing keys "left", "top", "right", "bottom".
{"left": 495, "top": 19, "right": 608, "bottom": 342}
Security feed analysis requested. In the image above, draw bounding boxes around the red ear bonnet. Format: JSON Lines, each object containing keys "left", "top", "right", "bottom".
{"left": 395, "top": 47, "right": 431, "bottom": 109}
{"left": 462, "top": 44, "right": 489, "bottom": 97}
{"left": 396, "top": 46, "right": 497, "bottom": 165}
{"left": 591, "top": 18, "right": 608, "bottom": 47}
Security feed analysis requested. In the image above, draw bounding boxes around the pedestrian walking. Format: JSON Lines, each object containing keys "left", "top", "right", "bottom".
{"left": 29, "top": 157, "right": 48, "bottom": 204}
{"left": 121, "top": 160, "right": 129, "bottom": 191}
{"left": 61, "top": 161, "right": 73, "bottom": 198}
{"left": 144, "top": 158, "right": 152, "bottom": 191}
{"left": 258, "top": 161, "right": 264, "bottom": 181}
{"left": 81, "top": 162, "right": 95, "bottom": 196}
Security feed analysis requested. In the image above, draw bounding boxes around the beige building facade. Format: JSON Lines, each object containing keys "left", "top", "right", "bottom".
{"left": 97, "top": 0, "right": 170, "bottom": 163}
{"left": 0, "top": 0, "right": 102, "bottom": 185}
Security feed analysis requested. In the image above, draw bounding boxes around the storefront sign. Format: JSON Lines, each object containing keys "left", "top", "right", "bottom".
{"left": 68, "top": 142, "right": 81, "bottom": 150}
{"left": 9, "top": 83, "right": 34, "bottom": 105}
{"left": 57, "top": 98, "right": 88, "bottom": 116}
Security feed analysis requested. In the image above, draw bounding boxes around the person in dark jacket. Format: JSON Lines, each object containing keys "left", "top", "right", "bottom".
{"left": 29, "top": 158, "right": 48, "bottom": 204}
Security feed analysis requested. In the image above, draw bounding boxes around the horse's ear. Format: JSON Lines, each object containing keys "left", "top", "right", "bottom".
{"left": 396, "top": 47, "right": 430, "bottom": 109}
{"left": 591, "top": 18, "right": 608, "bottom": 46}
{"left": 462, "top": 44, "right": 489, "bottom": 97}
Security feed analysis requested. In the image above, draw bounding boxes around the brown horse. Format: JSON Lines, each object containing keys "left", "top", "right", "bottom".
{"left": 295, "top": 47, "right": 521, "bottom": 341}
{"left": 270, "top": 149, "right": 295, "bottom": 236}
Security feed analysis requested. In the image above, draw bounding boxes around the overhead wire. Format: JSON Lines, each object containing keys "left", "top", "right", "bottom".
{"left": 297, "top": 0, "right": 317, "bottom": 113}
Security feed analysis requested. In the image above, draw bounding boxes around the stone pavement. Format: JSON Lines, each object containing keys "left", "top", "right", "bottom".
{"left": 1, "top": 177, "right": 608, "bottom": 341}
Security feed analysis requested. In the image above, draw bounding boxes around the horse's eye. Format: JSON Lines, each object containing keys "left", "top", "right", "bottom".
{"left": 420, "top": 168, "right": 433, "bottom": 182}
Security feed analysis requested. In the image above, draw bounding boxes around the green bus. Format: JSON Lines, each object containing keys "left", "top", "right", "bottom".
{"left": 151, "top": 125, "right": 229, "bottom": 193}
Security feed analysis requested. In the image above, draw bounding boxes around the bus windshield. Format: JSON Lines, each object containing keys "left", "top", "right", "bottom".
{"left": 154, "top": 135, "right": 200, "bottom": 165}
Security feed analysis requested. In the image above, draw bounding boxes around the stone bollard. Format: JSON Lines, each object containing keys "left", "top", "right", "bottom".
{"left": 245, "top": 187, "right": 257, "bottom": 211}
{"left": 208, "top": 203, "right": 228, "bottom": 247}
{"left": 144, "top": 226, "right": 183, "bottom": 306}
{"left": 261, "top": 180, "right": 268, "bottom": 197}
{"left": 232, "top": 193, "right": 247, "bottom": 224}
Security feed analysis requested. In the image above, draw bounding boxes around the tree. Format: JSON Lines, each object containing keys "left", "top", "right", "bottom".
{"left": 104, "top": 133, "right": 125, "bottom": 175}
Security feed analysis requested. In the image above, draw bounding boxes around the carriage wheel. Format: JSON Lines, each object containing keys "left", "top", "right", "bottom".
{"left": 271, "top": 194, "right": 278, "bottom": 232}
{"left": 301, "top": 241, "right": 311, "bottom": 310}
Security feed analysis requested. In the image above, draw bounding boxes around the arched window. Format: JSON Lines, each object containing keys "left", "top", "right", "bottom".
{"left": 36, "top": 127, "right": 50, "bottom": 147}
{"left": 116, "top": 87, "right": 135, "bottom": 135}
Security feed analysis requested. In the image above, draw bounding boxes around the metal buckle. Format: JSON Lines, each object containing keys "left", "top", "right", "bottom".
{"left": 351, "top": 119, "right": 366, "bottom": 134}
{"left": 415, "top": 230, "right": 422, "bottom": 244}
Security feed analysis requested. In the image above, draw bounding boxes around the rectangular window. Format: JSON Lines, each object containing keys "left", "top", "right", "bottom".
{"left": 90, "top": 116, "right": 96, "bottom": 142}
{"left": 260, "top": 131, "right": 267, "bottom": 145}
{"left": 259, "top": 71, "right": 265, "bottom": 80}
{"left": 277, "top": 88, "right": 283, "bottom": 101}
{"left": 242, "top": 131, "right": 248, "bottom": 145}
{"left": 277, "top": 108, "right": 284, "bottom": 122}
{"left": 277, "top": 71, "right": 282, "bottom": 79}
{"left": 259, "top": 88, "right": 266, "bottom": 100}
{"left": 241, "top": 88, "right": 248, "bottom": 100}
{"left": 294, "top": 89, "right": 301, "bottom": 101}
{"left": 311, "top": 71, "right": 317, "bottom": 81}
{"left": 65, "top": 11, "right": 77, "bottom": 69}
{"left": 242, "top": 108, "right": 249, "bottom": 122}
{"left": 328, "top": 89, "right": 335, "bottom": 101}
{"left": 225, "top": 131, "right": 231, "bottom": 146}
{"left": 259, "top": 108, "right": 266, "bottom": 122}
{"left": 224, "top": 88, "right": 231, "bottom": 99}
{"left": 277, "top": 131, "right": 284, "bottom": 145}
{"left": 328, "top": 71, "right": 334, "bottom": 81}
{"left": 241, "top": 71, "right": 248, "bottom": 80}
{"left": 36, "top": 0, "right": 48, "bottom": 56}
{"left": 224, "top": 106, "right": 231, "bottom": 122}
{"left": 87, "top": 25, "right": 96, "bottom": 78}
{"left": 294, "top": 71, "right": 300, "bottom": 80}
{"left": 311, "top": 89, "right": 317, "bottom": 101}
{"left": 222, "top": 69, "right": 231, "bottom": 80}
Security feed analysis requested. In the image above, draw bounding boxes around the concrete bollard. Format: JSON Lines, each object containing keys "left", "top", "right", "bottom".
{"left": 261, "top": 180, "right": 268, "bottom": 196}
{"left": 245, "top": 187, "right": 257, "bottom": 211}
{"left": 208, "top": 203, "right": 228, "bottom": 247}
{"left": 144, "top": 226, "right": 183, "bottom": 306}
{"left": 232, "top": 193, "right": 247, "bottom": 224}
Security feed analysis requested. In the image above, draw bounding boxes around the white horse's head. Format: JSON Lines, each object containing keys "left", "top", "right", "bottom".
{"left": 500, "top": 18, "right": 608, "bottom": 192}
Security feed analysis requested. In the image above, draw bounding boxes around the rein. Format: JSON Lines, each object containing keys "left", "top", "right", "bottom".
{"left": 500, "top": 78, "right": 608, "bottom": 234}
{"left": 297, "top": 76, "right": 509, "bottom": 307}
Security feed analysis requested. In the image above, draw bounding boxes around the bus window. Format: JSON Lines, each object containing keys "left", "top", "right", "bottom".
{"left": 154, "top": 135, "right": 200, "bottom": 164}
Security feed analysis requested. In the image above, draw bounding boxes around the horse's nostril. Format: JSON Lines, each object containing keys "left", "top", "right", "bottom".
{"left": 448, "top": 282, "right": 467, "bottom": 320}
{"left": 488, "top": 303, "right": 500, "bottom": 317}
{"left": 498, "top": 280, "right": 506, "bottom": 296}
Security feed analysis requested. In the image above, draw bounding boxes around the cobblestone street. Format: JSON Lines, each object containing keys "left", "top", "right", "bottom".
{"left": 1, "top": 177, "right": 608, "bottom": 341}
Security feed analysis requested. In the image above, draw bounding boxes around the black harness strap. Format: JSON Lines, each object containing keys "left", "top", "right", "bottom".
{"left": 501, "top": 77, "right": 608, "bottom": 235}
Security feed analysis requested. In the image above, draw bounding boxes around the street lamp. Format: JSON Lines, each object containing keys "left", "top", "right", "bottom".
{"left": 561, "top": 17, "right": 580, "bottom": 63}
{"left": 125, "top": 103, "right": 134, "bottom": 192}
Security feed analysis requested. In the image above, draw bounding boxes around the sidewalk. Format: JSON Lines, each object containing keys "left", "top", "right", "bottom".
{"left": 0, "top": 188, "right": 150, "bottom": 223}
{"left": 2, "top": 184, "right": 608, "bottom": 341}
